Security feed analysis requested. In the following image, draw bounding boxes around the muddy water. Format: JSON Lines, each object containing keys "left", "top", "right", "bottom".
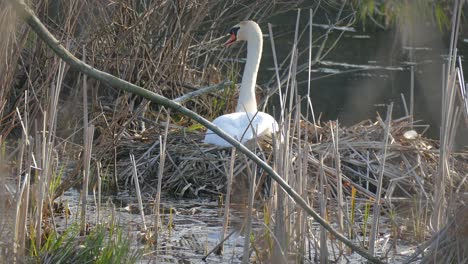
{"left": 60, "top": 190, "right": 251, "bottom": 263}
{"left": 58, "top": 190, "right": 422, "bottom": 263}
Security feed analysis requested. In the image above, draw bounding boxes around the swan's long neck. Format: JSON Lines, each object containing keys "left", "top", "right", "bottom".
{"left": 236, "top": 30, "right": 262, "bottom": 113}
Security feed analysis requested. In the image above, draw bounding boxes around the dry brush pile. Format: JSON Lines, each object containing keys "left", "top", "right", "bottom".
{"left": 108, "top": 112, "right": 468, "bottom": 201}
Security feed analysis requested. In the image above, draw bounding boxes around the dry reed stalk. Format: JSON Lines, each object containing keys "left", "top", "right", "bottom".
{"left": 319, "top": 155, "right": 329, "bottom": 263}
{"left": 96, "top": 161, "right": 102, "bottom": 224}
{"left": 12, "top": 93, "right": 31, "bottom": 261}
{"left": 273, "top": 10, "right": 303, "bottom": 262}
{"left": 35, "top": 107, "right": 46, "bottom": 248}
{"left": 0, "top": 138, "right": 8, "bottom": 258}
{"left": 18, "top": 101, "right": 31, "bottom": 260}
{"left": 410, "top": 65, "right": 415, "bottom": 127}
{"left": 273, "top": 139, "right": 287, "bottom": 263}
{"left": 288, "top": 15, "right": 302, "bottom": 255}
{"left": 13, "top": 170, "right": 29, "bottom": 261}
{"left": 217, "top": 147, "right": 235, "bottom": 255}
{"left": 299, "top": 111, "right": 310, "bottom": 260}
{"left": 34, "top": 58, "right": 65, "bottom": 245}
{"left": 80, "top": 125, "right": 94, "bottom": 235}
{"left": 0, "top": 144, "right": 7, "bottom": 227}
{"left": 307, "top": 8, "right": 319, "bottom": 142}
{"left": 12, "top": 140, "right": 25, "bottom": 260}
{"left": 153, "top": 110, "right": 170, "bottom": 244}
{"left": 131, "top": 153, "right": 146, "bottom": 232}
{"left": 291, "top": 97, "right": 307, "bottom": 261}
{"left": 266, "top": 23, "right": 284, "bottom": 117}
{"left": 432, "top": 0, "right": 464, "bottom": 232}
{"left": 80, "top": 53, "right": 94, "bottom": 234}
{"left": 264, "top": 25, "right": 281, "bottom": 260}
{"left": 242, "top": 155, "right": 257, "bottom": 264}
{"left": 331, "top": 121, "right": 344, "bottom": 248}
{"left": 456, "top": 57, "right": 468, "bottom": 128}
{"left": 369, "top": 103, "right": 393, "bottom": 256}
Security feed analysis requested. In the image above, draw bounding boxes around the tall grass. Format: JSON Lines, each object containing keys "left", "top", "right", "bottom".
{"left": 38, "top": 223, "right": 141, "bottom": 264}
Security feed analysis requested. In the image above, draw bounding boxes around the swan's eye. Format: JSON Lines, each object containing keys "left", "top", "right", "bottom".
{"left": 225, "top": 26, "right": 240, "bottom": 47}
{"left": 229, "top": 27, "right": 240, "bottom": 36}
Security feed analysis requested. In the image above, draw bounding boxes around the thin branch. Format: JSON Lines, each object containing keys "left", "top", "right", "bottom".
{"left": 173, "top": 80, "right": 232, "bottom": 103}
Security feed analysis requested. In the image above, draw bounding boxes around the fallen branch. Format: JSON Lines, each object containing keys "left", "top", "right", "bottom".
{"left": 7, "top": 0, "right": 383, "bottom": 262}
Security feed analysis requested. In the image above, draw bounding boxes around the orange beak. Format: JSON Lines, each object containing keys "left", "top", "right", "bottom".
{"left": 224, "top": 33, "right": 236, "bottom": 47}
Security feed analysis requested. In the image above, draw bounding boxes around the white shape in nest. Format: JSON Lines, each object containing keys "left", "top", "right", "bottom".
{"left": 403, "top": 130, "right": 418, "bottom": 140}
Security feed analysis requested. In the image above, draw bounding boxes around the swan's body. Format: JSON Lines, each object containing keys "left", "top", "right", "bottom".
{"left": 204, "top": 21, "right": 278, "bottom": 147}
{"left": 204, "top": 112, "right": 278, "bottom": 147}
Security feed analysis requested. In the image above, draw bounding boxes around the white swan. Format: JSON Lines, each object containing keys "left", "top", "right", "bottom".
{"left": 204, "top": 21, "right": 278, "bottom": 147}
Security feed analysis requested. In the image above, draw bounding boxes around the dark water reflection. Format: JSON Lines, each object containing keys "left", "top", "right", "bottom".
{"left": 257, "top": 8, "right": 468, "bottom": 146}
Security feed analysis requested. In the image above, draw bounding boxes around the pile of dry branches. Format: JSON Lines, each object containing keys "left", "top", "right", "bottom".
{"left": 108, "top": 113, "right": 468, "bottom": 199}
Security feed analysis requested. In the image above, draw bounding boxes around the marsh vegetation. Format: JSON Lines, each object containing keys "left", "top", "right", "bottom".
{"left": 0, "top": 0, "right": 467, "bottom": 263}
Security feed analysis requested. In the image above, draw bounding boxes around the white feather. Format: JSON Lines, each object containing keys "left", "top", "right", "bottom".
{"left": 204, "top": 112, "right": 278, "bottom": 147}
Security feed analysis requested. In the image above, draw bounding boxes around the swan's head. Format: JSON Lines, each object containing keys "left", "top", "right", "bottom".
{"left": 224, "top": 21, "right": 261, "bottom": 47}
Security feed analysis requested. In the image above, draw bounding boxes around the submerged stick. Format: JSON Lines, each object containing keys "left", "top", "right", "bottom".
{"left": 203, "top": 223, "right": 244, "bottom": 261}
{"left": 7, "top": 1, "right": 384, "bottom": 262}
{"left": 80, "top": 125, "right": 94, "bottom": 235}
{"left": 332, "top": 121, "right": 344, "bottom": 252}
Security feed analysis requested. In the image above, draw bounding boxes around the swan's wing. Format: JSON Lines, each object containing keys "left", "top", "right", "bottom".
{"left": 250, "top": 112, "right": 279, "bottom": 136}
{"left": 204, "top": 113, "right": 250, "bottom": 147}
{"left": 204, "top": 112, "right": 278, "bottom": 147}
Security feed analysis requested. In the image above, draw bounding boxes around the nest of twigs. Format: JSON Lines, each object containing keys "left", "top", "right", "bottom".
{"left": 114, "top": 122, "right": 274, "bottom": 197}
{"left": 109, "top": 114, "right": 468, "bottom": 199}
